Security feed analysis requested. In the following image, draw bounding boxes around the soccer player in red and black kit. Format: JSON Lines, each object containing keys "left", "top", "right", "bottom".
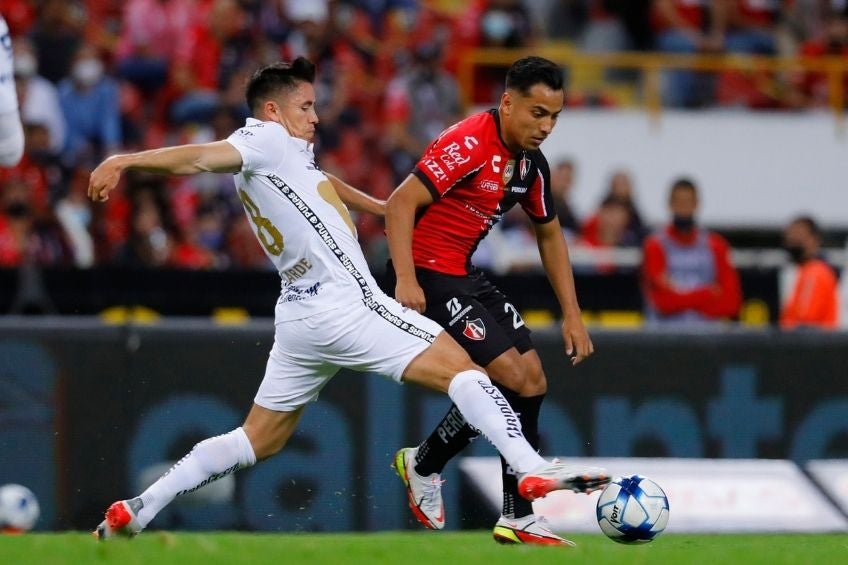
{"left": 386, "top": 56, "right": 602, "bottom": 546}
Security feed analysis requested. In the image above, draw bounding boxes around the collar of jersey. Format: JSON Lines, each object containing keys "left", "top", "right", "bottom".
{"left": 489, "top": 109, "right": 519, "bottom": 156}
{"left": 246, "top": 118, "right": 314, "bottom": 152}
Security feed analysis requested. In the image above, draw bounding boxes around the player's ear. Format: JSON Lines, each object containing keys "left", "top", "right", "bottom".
{"left": 263, "top": 99, "right": 280, "bottom": 121}
{"left": 501, "top": 91, "right": 512, "bottom": 116}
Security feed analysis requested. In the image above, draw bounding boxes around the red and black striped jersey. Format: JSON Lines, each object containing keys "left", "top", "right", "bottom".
{"left": 410, "top": 110, "right": 556, "bottom": 275}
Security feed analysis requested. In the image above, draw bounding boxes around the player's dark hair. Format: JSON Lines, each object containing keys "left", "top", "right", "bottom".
{"left": 791, "top": 215, "right": 821, "bottom": 238}
{"left": 245, "top": 57, "right": 316, "bottom": 114}
{"left": 505, "top": 56, "right": 564, "bottom": 95}
{"left": 670, "top": 177, "right": 698, "bottom": 199}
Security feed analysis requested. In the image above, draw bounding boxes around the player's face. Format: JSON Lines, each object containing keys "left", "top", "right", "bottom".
{"left": 271, "top": 81, "right": 319, "bottom": 142}
{"left": 502, "top": 84, "right": 563, "bottom": 151}
{"left": 669, "top": 188, "right": 698, "bottom": 218}
{"left": 783, "top": 222, "right": 812, "bottom": 251}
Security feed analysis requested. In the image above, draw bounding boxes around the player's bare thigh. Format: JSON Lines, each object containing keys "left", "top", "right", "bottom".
{"left": 242, "top": 403, "right": 305, "bottom": 461}
{"left": 485, "top": 348, "right": 547, "bottom": 397}
{"left": 401, "top": 332, "right": 485, "bottom": 393}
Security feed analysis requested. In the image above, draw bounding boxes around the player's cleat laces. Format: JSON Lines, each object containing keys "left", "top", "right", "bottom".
{"left": 93, "top": 498, "right": 144, "bottom": 540}
{"left": 392, "top": 447, "right": 445, "bottom": 530}
{"left": 492, "top": 514, "right": 576, "bottom": 546}
{"left": 517, "top": 461, "right": 610, "bottom": 501}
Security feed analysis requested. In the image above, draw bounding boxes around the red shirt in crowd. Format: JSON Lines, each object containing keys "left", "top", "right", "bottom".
{"left": 642, "top": 225, "right": 742, "bottom": 319}
{"left": 651, "top": 0, "right": 707, "bottom": 33}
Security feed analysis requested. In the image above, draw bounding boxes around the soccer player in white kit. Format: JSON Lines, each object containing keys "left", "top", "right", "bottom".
{"left": 87, "top": 58, "right": 609, "bottom": 538}
{"left": 0, "top": 15, "right": 24, "bottom": 167}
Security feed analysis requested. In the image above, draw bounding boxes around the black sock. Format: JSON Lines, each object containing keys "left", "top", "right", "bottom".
{"left": 502, "top": 393, "right": 544, "bottom": 519}
{"left": 414, "top": 403, "right": 480, "bottom": 476}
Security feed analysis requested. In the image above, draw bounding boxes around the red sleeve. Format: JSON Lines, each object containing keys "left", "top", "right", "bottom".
{"left": 580, "top": 214, "right": 600, "bottom": 245}
{"left": 412, "top": 117, "right": 487, "bottom": 200}
{"left": 642, "top": 235, "right": 714, "bottom": 314}
{"left": 699, "top": 234, "right": 742, "bottom": 318}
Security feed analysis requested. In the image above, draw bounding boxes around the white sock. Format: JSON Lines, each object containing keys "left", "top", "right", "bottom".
{"left": 136, "top": 427, "right": 256, "bottom": 528}
{"left": 448, "top": 370, "right": 545, "bottom": 474}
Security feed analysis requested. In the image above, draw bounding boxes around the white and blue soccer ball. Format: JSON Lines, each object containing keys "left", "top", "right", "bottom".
{"left": 0, "top": 484, "right": 40, "bottom": 533}
{"left": 596, "top": 475, "right": 669, "bottom": 544}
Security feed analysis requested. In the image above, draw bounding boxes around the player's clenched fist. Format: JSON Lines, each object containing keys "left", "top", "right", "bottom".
{"left": 88, "top": 155, "right": 125, "bottom": 202}
{"left": 395, "top": 276, "right": 427, "bottom": 313}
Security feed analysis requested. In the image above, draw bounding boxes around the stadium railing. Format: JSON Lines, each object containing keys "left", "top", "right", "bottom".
{"left": 456, "top": 45, "right": 848, "bottom": 134}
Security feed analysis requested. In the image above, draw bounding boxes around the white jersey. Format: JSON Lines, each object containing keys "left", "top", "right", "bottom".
{"left": 0, "top": 16, "right": 17, "bottom": 114}
{"left": 226, "top": 118, "right": 382, "bottom": 322}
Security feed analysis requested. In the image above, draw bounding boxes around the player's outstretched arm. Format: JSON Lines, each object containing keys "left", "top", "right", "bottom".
{"left": 326, "top": 173, "right": 385, "bottom": 216}
{"left": 533, "top": 218, "right": 594, "bottom": 365}
{"left": 385, "top": 174, "right": 434, "bottom": 313}
{"left": 87, "top": 141, "right": 243, "bottom": 202}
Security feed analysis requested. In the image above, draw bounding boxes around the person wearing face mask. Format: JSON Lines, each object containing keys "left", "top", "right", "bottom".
{"left": 0, "top": 15, "right": 25, "bottom": 167}
{"left": 780, "top": 216, "right": 839, "bottom": 329}
{"left": 57, "top": 44, "right": 121, "bottom": 167}
{"left": 13, "top": 39, "right": 66, "bottom": 154}
{"left": 642, "top": 177, "right": 742, "bottom": 324}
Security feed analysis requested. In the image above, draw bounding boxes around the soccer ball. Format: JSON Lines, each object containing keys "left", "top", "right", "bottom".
{"left": 0, "top": 484, "right": 40, "bottom": 533}
{"left": 596, "top": 475, "right": 669, "bottom": 544}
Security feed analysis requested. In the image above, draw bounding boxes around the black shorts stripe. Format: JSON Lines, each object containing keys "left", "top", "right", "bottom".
{"left": 264, "top": 174, "right": 436, "bottom": 344}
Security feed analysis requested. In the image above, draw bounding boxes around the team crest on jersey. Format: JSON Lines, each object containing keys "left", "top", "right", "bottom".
{"left": 519, "top": 155, "right": 532, "bottom": 180}
{"left": 502, "top": 160, "right": 515, "bottom": 185}
{"left": 463, "top": 318, "right": 486, "bottom": 341}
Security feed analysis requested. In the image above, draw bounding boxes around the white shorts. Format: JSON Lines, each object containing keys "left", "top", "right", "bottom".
{"left": 254, "top": 292, "right": 444, "bottom": 412}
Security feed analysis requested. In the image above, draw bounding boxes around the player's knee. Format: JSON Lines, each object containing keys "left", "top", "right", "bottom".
{"left": 439, "top": 354, "right": 484, "bottom": 392}
{"left": 521, "top": 356, "right": 547, "bottom": 396}
{"left": 486, "top": 352, "right": 528, "bottom": 393}
{"left": 403, "top": 333, "right": 487, "bottom": 392}
{"left": 490, "top": 369, "right": 525, "bottom": 393}
{"left": 432, "top": 332, "right": 480, "bottom": 372}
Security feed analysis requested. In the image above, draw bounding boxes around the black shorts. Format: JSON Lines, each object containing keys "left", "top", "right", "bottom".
{"left": 414, "top": 267, "right": 533, "bottom": 367}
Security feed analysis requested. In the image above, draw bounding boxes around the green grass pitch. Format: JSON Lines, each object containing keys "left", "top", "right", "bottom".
{"left": 1, "top": 532, "right": 846, "bottom": 565}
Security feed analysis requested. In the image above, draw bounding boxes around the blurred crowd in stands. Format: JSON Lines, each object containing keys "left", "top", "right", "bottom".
{"left": 0, "top": 0, "right": 846, "bottom": 294}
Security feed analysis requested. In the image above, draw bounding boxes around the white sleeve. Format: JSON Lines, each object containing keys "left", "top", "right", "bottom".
{"left": 0, "top": 110, "right": 24, "bottom": 167}
{"left": 0, "top": 16, "right": 19, "bottom": 115}
{"left": 226, "top": 122, "right": 288, "bottom": 174}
